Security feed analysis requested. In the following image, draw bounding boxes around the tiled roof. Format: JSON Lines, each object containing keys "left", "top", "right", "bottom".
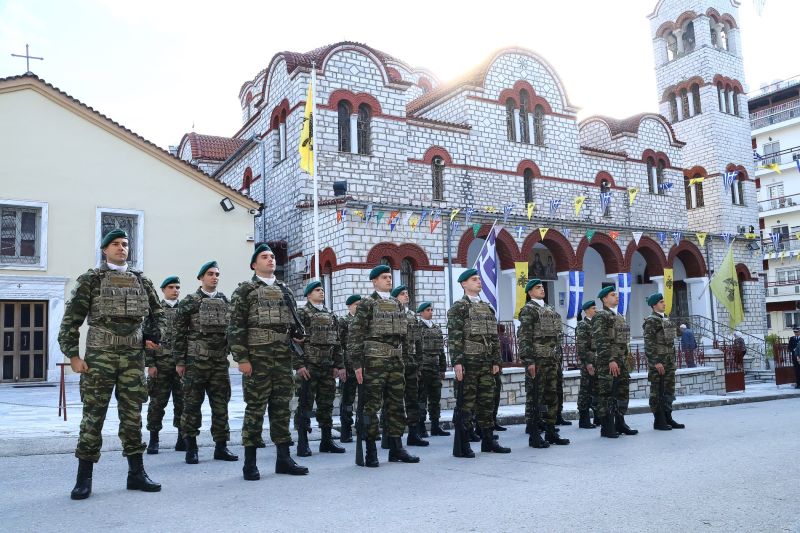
{"left": 580, "top": 113, "right": 685, "bottom": 147}
{"left": 406, "top": 62, "right": 487, "bottom": 115}
{"left": 182, "top": 133, "right": 248, "bottom": 161}
{"left": 282, "top": 42, "right": 406, "bottom": 82}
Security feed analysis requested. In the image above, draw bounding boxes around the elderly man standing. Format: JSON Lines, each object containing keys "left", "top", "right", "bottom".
{"left": 679, "top": 324, "right": 697, "bottom": 368}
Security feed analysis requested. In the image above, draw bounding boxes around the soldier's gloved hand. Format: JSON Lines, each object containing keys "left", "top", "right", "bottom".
{"left": 145, "top": 340, "right": 159, "bottom": 350}
{"left": 176, "top": 365, "right": 186, "bottom": 378}
{"left": 70, "top": 356, "right": 88, "bottom": 374}
{"left": 527, "top": 364, "right": 536, "bottom": 378}
{"left": 655, "top": 363, "right": 665, "bottom": 376}
{"left": 148, "top": 366, "right": 158, "bottom": 379}
{"left": 297, "top": 367, "right": 311, "bottom": 381}
{"left": 586, "top": 364, "right": 595, "bottom": 376}
{"left": 355, "top": 368, "right": 363, "bottom": 384}
{"left": 454, "top": 364, "right": 464, "bottom": 382}
{"left": 491, "top": 365, "right": 499, "bottom": 375}
{"left": 609, "top": 361, "right": 620, "bottom": 377}
{"left": 238, "top": 362, "right": 252, "bottom": 376}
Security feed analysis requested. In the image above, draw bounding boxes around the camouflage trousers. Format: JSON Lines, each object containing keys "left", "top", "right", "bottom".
{"left": 577, "top": 366, "right": 598, "bottom": 413}
{"left": 294, "top": 360, "right": 336, "bottom": 429}
{"left": 181, "top": 357, "right": 231, "bottom": 442}
{"left": 76, "top": 348, "right": 148, "bottom": 462}
{"left": 404, "top": 363, "right": 420, "bottom": 426}
{"left": 363, "top": 355, "right": 406, "bottom": 440}
{"left": 418, "top": 367, "right": 442, "bottom": 422}
{"left": 339, "top": 364, "right": 357, "bottom": 428}
{"left": 524, "top": 358, "right": 558, "bottom": 425}
{"left": 493, "top": 371, "right": 502, "bottom": 420}
{"left": 460, "top": 361, "right": 496, "bottom": 430}
{"left": 648, "top": 357, "right": 676, "bottom": 413}
{"left": 241, "top": 353, "right": 293, "bottom": 447}
{"left": 596, "top": 362, "right": 630, "bottom": 416}
{"left": 146, "top": 357, "right": 183, "bottom": 433}
{"left": 556, "top": 359, "right": 565, "bottom": 414}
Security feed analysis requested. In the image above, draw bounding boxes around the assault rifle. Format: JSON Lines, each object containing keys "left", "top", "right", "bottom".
{"left": 355, "top": 367, "right": 367, "bottom": 466}
{"left": 452, "top": 378, "right": 466, "bottom": 457}
{"left": 526, "top": 371, "right": 548, "bottom": 447}
{"left": 277, "top": 284, "right": 306, "bottom": 358}
{"left": 607, "top": 376, "right": 620, "bottom": 424}
{"left": 297, "top": 372, "right": 312, "bottom": 453}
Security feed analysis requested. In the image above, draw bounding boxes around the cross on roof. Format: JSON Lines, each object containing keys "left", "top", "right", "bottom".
{"left": 11, "top": 44, "right": 43, "bottom": 73}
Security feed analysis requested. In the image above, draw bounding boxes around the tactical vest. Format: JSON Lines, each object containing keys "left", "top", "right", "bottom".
{"left": 161, "top": 305, "right": 178, "bottom": 353}
{"left": 308, "top": 310, "right": 339, "bottom": 346}
{"left": 249, "top": 284, "right": 294, "bottom": 328}
{"left": 531, "top": 304, "right": 563, "bottom": 338}
{"left": 190, "top": 296, "right": 228, "bottom": 334}
{"left": 92, "top": 270, "right": 149, "bottom": 319}
{"left": 650, "top": 316, "right": 676, "bottom": 356}
{"left": 611, "top": 313, "right": 631, "bottom": 345}
{"left": 662, "top": 318, "right": 676, "bottom": 343}
{"left": 367, "top": 299, "right": 407, "bottom": 337}
{"left": 421, "top": 324, "right": 444, "bottom": 353}
{"left": 464, "top": 302, "right": 496, "bottom": 337}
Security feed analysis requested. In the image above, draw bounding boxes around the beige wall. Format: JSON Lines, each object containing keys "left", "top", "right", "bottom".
{"left": 0, "top": 86, "right": 258, "bottom": 381}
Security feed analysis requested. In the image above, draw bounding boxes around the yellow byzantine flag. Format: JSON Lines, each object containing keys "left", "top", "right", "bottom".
{"left": 709, "top": 245, "right": 744, "bottom": 329}
{"left": 299, "top": 80, "right": 314, "bottom": 175}
{"left": 527, "top": 202, "right": 535, "bottom": 220}
{"left": 696, "top": 232, "right": 707, "bottom": 247}
{"left": 628, "top": 187, "right": 638, "bottom": 206}
{"left": 688, "top": 177, "right": 705, "bottom": 186}
{"left": 574, "top": 196, "right": 586, "bottom": 216}
{"left": 514, "top": 262, "right": 529, "bottom": 319}
{"left": 663, "top": 268, "right": 674, "bottom": 315}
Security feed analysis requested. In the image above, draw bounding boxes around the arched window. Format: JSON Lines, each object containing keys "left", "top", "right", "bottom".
{"left": 519, "top": 90, "right": 530, "bottom": 144}
{"left": 337, "top": 101, "right": 352, "bottom": 152}
{"left": 680, "top": 88, "right": 690, "bottom": 119}
{"left": 599, "top": 178, "right": 611, "bottom": 217}
{"left": 717, "top": 83, "right": 725, "bottom": 112}
{"left": 685, "top": 173, "right": 704, "bottom": 209}
{"left": 737, "top": 269, "right": 746, "bottom": 315}
{"left": 533, "top": 105, "right": 545, "bottom": 146}
{"left": 241, "top": 167, "right": 253, "bottom": 194}
{"left": 669, "top": 93, "right": 679, "bottom": 122}
{"left": 691, "top": 84, "right": 702, "bottom": 114}
{"left": 683, "top": 21, "right": 696, "bottom": 53}
{"left": 379, "top": 256, "right": 391, "bottom": 267}
{"left": 432, "top": 156, "right": 445, "bottom": 201}
{"left": 666, "top": 33, "right": 678, "bottom": 61}
{"left": 279, "top": 109, "right": 287, "bottom": 161}
{"left": 400, "top": 258, "right": 415, "bottom": 309}
{"left": 732, "top": 88, "right": 740, "bottom": 116}
{"left": 656, "top": 161, "right": 666, "bottom": 195}
{"left": 524, "top": 168, "right": 534, "bottom": 205}
{"left": 710, "top": 27, "right": 718, "bottom": 47}
{"left": 724, "top": 86, "right": 731, "bottom": 114}
{"left": 505, "top": 98, "right": 517, "bottom": 141}
{"left": 731, "top": 176, "right": 745, "bottom": 205}
{"left": 647, "top": 157, "right": 657, "bottom": 194}
{"left": 272, "top": 117, "right": 281, "bottom": 163}
{"left": 357, "top": 104, "right": 371, "bottom": 155}
{"left": 720, "top": 27, "right": 729, "bottom": 50}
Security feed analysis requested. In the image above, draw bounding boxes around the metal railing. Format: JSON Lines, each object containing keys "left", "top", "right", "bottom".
{"left": 748, "top": 74, "right": 800, "bottom": 99}
{"left": 758, "top": 192, "right": 800, "bottom": 213}
{"left": 750, "top": 97, "right": 800, "bottom": 129}
{"left": 670, "top": 315, "right": 767, "bottom": 369}
{"left": 755, "top": 144, "right": 800, "bottom": 168}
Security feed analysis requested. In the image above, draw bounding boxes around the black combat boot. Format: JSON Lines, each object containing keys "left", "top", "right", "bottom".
{"left": 319, "top": 427, "right": 346, "bottom": 453}
{"left": 600, "top": 413, "right": 619, "bottom": 438}
{"left": 146, "top": 431, "right": 159, "bottom": 455}
{"left": 242, "top": 446, "right": 260, "bottom": 481}
{"left": 126, "top": 454, "right": 161, "bottom": 492}
{"left": 481, "top": 429, "right": 511, "bottom": 453}
{"left": 296, "top": 428, "right": 312, "bottom": 457}
{"left": 185, "top": 436, "right": 199, "bottom": 464}
{"left": 340, "top": 405, "right": 353, "bottom": 443}
{"left": 615, "top": 414, "right": 639, "bottom": 435}
{"left": 430, "top": 419, "right": 450, "bottom": 436}
{"left": 406, "top": 425, "right": 429, "bottom": 447}
{"left": 365, "top": 440, "right": 380, "bottom": 467}
{"left": 545, "top": 424, "right": 570, "bottom": 445}
{"left": 493, "top": 422, "right": 507, "bottom": 431}
{"left": 556, "top": 412, "right": 572, "bottom": 426}
{"left": 593, "top": 410, "right": 601, "bottom": 428}
{"left": 214, "top": 441, "right": 239, "bottom": 461}
{"left": 578, "top": 411, "right": 596, "bottom": 429}
{"left": 527, "top": 422, "right": 550, "bottom": 448}
{"left": 275, "top": 443, "right": 309, "bottom": 475}
{"left": 70, "top": 459, "right": 93, "bottom": 500}
{"left": 174, "top": 433, "right": 186, "bottom": 452}
{"left": 339, "top": 424, "right": 353, "bottom": 444}
{"left": 418, "top": 420, "right": 430, "bottom": 439}
{"left": 388, "top": 437, "right": 420, "bottom": 463}
{"left": 665, "top": 411, "right": 685, "bottom": 429}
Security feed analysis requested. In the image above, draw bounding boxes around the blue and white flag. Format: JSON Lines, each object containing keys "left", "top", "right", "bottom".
{"left": 365, "top": 203, "right": 374, "bottom": 223}
{"left": 475, "top": 225, "right": 499, "bottom": 312}
{"left": 503, "top": 204, "right": 514, "bottom": 224}
{"left": 419, "top": 209, "right": 429, "bottom": 225}
{"left": 657, "top": 232, "right": 667, "bottom": 245}
{"left": 450, "top": 220, "right": 460, "bottom": 233}
{"left": 796, "top": 159, "right": 800, "bottom": 173}
{"left": 549, "top": 199, "right": 561, "bottom": 217}
{"left": 617, "top": 272, "right": 632, "bottom": 316}
{"left": 515, "top": 225, "right": 525, "bottom": 239}
{"left": 567, "top": 271, "right": 585, "bottom": 319}
{"left": 720, "top": 232, "right": 735, "bottom": 245}
{"left": 771, "top": 232, "right": 782, "bottom": 251}
{"left": 671, "top": 231, "right": 682, "bottom": 244}
{"left": 465, "top": 207, "right": 475, "bottom": 224}
{"left": 753, "top": 150, "right": 763, "bottom": 162}
{"left": 659, "top": 181, "right": 674, "bottom": 191}
{"left": 562, "top": 227, "right": 571, "bottom": 239}
{"left": 722, "top": 170, "right": 738, "bottom": 190}
{"left": 599, "top": 191, "right": 613, "bottom": 213}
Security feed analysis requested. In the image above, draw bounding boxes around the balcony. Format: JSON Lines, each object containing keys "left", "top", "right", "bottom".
{"left": 750, "top": 97, "right": 800, "bottom": 130}
{"left": 758, "top": 192, "right": 800, "bottom": 215}
{"left": 755, "top": 144, "right": 800, "bottom": 172}
{"left": 764, "top": 279, "right": 800, "bottom": 299}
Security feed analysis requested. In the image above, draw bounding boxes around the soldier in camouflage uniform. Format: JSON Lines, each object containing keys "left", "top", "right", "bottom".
{"left": 592, "top": 285, "right": 638, "bottom": 438}
{"left": 415, "top": 302, "right": 449, "bottom": 437}
{"left": 391, "top": 284, "right": 429, "bottom": 446}
{"left": 228, "top": 243, "right": 308, "bottom": 480}
{"left": 59, "top": 229, "right": 162, "bottom": 500}
{"left": 643, "top": 292, "right": 685, "bottom": 431}
{"left": 576, "top": 299, "right": 598, "bottom": 429}
{"left": 517, "top": 279, "right": 570, "bottom": 447}
{"left": 337, "top": 294, "right": 361, "bottom": 443}
{"left": 448, "top": 269, "right": 510, "bottom": 457}
{"left": 146, "top": 276, "right": 186, "bottom": 454}
{"left": 173, "top": 261, "right": 238, "bottom": 464}
{"left": 295, "top": 280, "right": 346, "bottom": 455}
{"left": 349, "top": 265, "right": 419, "bottom": 467}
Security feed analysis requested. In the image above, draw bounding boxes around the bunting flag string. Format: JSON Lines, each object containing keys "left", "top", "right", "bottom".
{"left": 409, "top": 215, "right": 420, "bottom": 231}
{"left": 449, "top": 208, "right": 460, "bottom": 222}
{"left": 722, "top": 170, "right": 738, "bottom": 190}
{"left": 632, "top": 231, "right": 643, "bottom": 245}
{"left": 586, "top": 229, "right": 596, "bottom": 241}
{"left": 376, "top": 211, "right": 385, "bottom": 225}
{"left": 485, "top": 206, "right": 498, "bottom": 214}
{"left": 503, "top": 204, "right": 514, "bottom": 224}
{"left": 366, "top": 203, "right": 374, "bottom": 223}
{"left": 419, "top": 209, "right": 429, "bottom": 225}
{"left": 628, "top": 187, "right": 638, "bottom": 207}
{"left": 657, "top": 232, "right": 666, "bottom": 245}
{"left": 388, "top": 210, "right": 399, "bottom": 231}
{"left": 671, "top": 231, "right": 682, "bottom": 244}
{"left": 539, "top": 227, "right": 549, "bottom": 240}
{"left": 720, "top": 232, "right": 735, "bottom": 245}
{"left": 429, "top": 217, "right": 440, "bottom": 233}
{"left": 549, "top": 199, "right": 561, "bottom": 217}
{"left": 472, "top": 223, "right": 481, "bottom": 237}
{"left": 527, "top": 202, "right": 535, "bottom": 220}
{"left": 574, "top": 196, "right": 586, "bottom": 216}
{"left": 599, "top": 192, "right": 613, "bottom": 213}
{"left": 515, "top": 225, "right": 525, "bottom": 239}
{"left": 696, "top": 232, "right": 707, "bottom": 247}
{"left": 609, "top": 230, "right": 619, "bottom": 241}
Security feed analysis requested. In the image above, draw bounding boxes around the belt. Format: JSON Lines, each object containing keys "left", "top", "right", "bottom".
{"left": 86, "top": 327, "right": 142, "bottom": 349}
{"left": 364, "top": 340, "right": 403, "bottom": 359}
{"left": 248, "top": 328, "right": 289, "bottom": 346}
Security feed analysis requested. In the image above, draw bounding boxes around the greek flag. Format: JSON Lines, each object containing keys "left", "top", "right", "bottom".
{"left": 753, "top": 150, "right": 763, "bottom": 161}
{"left": 671, "top": 231, "right": 682, "bottom": 244}
{"left": 600, "top": 191, "right": 613, "bottom": 213}
{"left": 475, "top": 225, "right": 499, "bottom": 312}
{"left": 465, "top": 207, "right": 475, "bottom": 224}
{"left": 659, "top": 181, "right": 674, "bottom": 191}
{"left": 567, "top": 271, "right": 584, "bottom": 319}
{"left": 657, "top": 232, "right": 667, "bottom": 245}
{"left": 503, "top": 203, "right": 514, "bottom": 224}
{"left": 617, "top": 272, "right": 632, "bottom": 316}
{"left": 549, "top": 199, "right": 561, "bottom": 217}
{"left": 771, "top": 232, "right": 782, "bottom": 251}
{"left": 723, "top": 170, "right": 738, "bottom": 190}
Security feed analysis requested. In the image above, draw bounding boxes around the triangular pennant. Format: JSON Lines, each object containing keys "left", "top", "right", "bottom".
{"left": 574, "top": 196, "right": 586, "bottom": 216}
{"left": 465, "top": 207, "right": 475, "bottom": 224}
{"left": 366, "top": 203, "right": 374, "bottom": 223}
{"left": 336, "top": 209, "right": 344, "bottom": 223}
{"left": 721, "top": 232, "right": 734, "bottom": 245}
{"left": 451, "top": 220, "right": 461, "bottom": 233}
{"left": 609, "top": 230, "right": 620, "bottom": 241}
{"left": 515, "top": 225, "right": 525, "bottom": 239}
{"left": 376, "top": 211, "right": 385, "bottom": 224}
{"left": 539, "top": 227, "right": 549, "bottom": 240}
{"left": 472, "top": 223, "right": 481, "bottom": 237}
{"left": 549, "top": 199, "right": 561, "bottom": 217}
{"left": 449, "top": 208, "right": 460, "bottom": 222}
{"left": 353, "top": 209, "right": 364, "bottom": 220}
{"left": 586, "top": 229, "right": 595, "bottom": 241}
{"left": 419, "top": 209, "right": 429, "bottom": 225}
{"left": 628, "top": 187, "right": 639, "bottom": 206}
{"left": 696, "top": 232, "right": 707, "bottom": 247}
{"left": 503, "top": 204, "right": 514, "bottom": 224}
{"left": 780, "top": 250, "right": 786, "bottom": 262}
{"left": 429, "top": 218, "right": 440, "bottom": 233}
{"left": 527, "top": 202, "right": 535, "bottom": 221}
{"left": 671, "top": 231, "right": 682, "bottom": 244}
{"left": 632, "top": 231, "right": 643, "bottom": 245}
{"left": 410, "top": 215, "right": 419, "bottom": 231}
{"left": 562, "top": 227, "right": 571, "bottom": 239}
{"left": 657, "top": 232, "right": 666, "bottom": 245}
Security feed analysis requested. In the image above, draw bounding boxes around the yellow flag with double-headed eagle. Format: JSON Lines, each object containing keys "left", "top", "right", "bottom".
{"left": 709, "top": 245, "right": 744, "bottom": 329}
{"left": 299, "top": 80, "right": 314, "bottom": 175}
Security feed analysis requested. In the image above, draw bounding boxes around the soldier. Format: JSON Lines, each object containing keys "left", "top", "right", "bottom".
{"left": 228, "top": 243, "right": 308, "bottom": 480}
{"left": 59, "top": 229, "right": 162, "bottom": 500}
{"left": 338, "top": 294, "right": 361, "bottom": 443}
{"left": 593, "top": 285, "right": 638, "bottom": 438}
{"left": 295, "top": 280, "right": 346, "bottom": 456}
{"left": 145, "top": 276, "right": 186, "bottom": 454}
{"left": 576, "top": 299, "right": 598, "bottom": 429}
{"left": 391, "top": 284, "right": 429, "bottom": 446}
{"left": 173, "top": 261, "right": 238, "bottom": 464}
{"left": 448, "top": 269, "right": 510, "bottom": 457}
{"left": 415, "top": 302, "right": 449, "bottom": 437}
{"left": 518, "top": 279, "right": 570, "bottom": 447}
{"left": 643, "top": 292, "right": 685, "bottom": 431}
{"left": 349, "top": 265, "right": 419, "bottom": 467}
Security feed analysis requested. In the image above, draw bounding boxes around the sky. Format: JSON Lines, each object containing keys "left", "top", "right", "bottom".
{"left": 1, "top": 0, "right": 796, "bottom": 149}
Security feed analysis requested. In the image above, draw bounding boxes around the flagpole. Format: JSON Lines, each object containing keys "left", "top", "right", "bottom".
{"left": 311, "top": 62, "right": 320, "bottom": 282}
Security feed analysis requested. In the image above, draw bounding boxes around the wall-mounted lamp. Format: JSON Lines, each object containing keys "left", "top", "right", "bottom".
{"left": 220, "top": 197, "right": 235, "bottom": 212}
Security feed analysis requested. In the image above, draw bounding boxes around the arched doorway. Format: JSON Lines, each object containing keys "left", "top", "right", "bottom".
{"left": 666, "top": 241, "right": 708, "bottom": 322}
{"left": 520, "top": 229, "right": 576, "bottom": 318}
{"left": 576, "top": 233, "right": 624, "bottom": 313}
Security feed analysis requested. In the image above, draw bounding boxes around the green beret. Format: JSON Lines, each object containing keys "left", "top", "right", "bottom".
{"left": 416, "top": 302, "right": 432, "bottom": 313}
{"left": 369, "top": 265, "right": 391, "bottom": 280}
{"left": 458, "top": 268, "right": 478, "bottom": 283}
{"left": 581, "top": 299, "right": 595, "bottom": 311}
{"left": 160, "top": 276, "right": 180, "bottom": 289}
{"left": 647, "top": 292, "right": 664, "bottom": 307}
{"left": 390, "top": 285, "right": 408, "bottom": 298}
{"left": 598, "top": 286, "right": 616, "bottom": 300}
{"left": 525, "top": 278, "right": 542, "bottom": 292}
{"left": 250, "top": 243, "right": 273, "bottom": 270}
{"left": 346, "top": 294, "right": 362, "bottom": 306}
{"left": 100, "top": 229, "right": 128, "bottom": 248}
{"left": 197, "top": 261, "right": 218, "bottom": 279}
{"left": 304, "top": 280, "right": 322, "bottom": 297}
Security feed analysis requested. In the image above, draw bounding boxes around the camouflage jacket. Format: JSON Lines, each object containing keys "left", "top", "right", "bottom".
{"left": 575, "top": 316, "right": 596, "bottom": 367}
{"left": 145, "top": 299, "right": 178, "bottom": 367}
{"left": 416, "top": 319, "right": 447, "bottom": 373}
{"left": 58, "top": 262, "right": 163, "bottom": 358}
{"left": 297, "top": 303, "right": 343, "bottom": 370}
{"left": 592, "top": 306, "right": 630, "bottom": 367}
{"left": 173, "top": 288, "right": 230, "bottom": 365}
{"left": 517, "top": 300, "right": 563, "bottom": 367}
{"left": 446, "top": 295, "right": 500, "bottom": 368}
{"left": 347, "top": 292, "right": 410, "bottom": 371}
{"left": 643, "top": 312, "right": 676, "bottom": 366}
{"left": 402, "top": 306, "right": 419, "bottom": 366}
{"left": 339, "top": 313, "right": 355, "bottom": 368}
{"left": 227, "top": 276, "right": 301, "bottom": 365}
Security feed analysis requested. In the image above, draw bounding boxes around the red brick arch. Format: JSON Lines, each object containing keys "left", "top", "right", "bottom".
{"left": 270, "top": 98, "right": 290, "bottom": 128}
{"left": 422, "top": 146, "right": 453, "bottom": 165}
{"left": 327, "top": 89, "right": 383, "bottom": 115}
{"left": 595, "top": 171, "right": 616, "bottom": 188}
{"left": 498, "top": 80, "right": 553, "bottom": 114}
{"left": 735, "top": 263, "right": 755, "bottom": 282}
{"left": 365, "top": 242, "right": 432, "bottom": 271}
{"left": 520, "top": 228, "right": 577, "bottom": 271}
{"left": 667, "top": 240, "right": 707, "bottom": 277}
{"left": 309, "top": 247, "right": 338, "bottom": 277}
{"left": 516, "top": 159, "right": 541, "bottom": 177}
{"left": 455, "top": 225, "right": 520, "bottom": 270}
{"left": 725, "top": 162, "right": 750, "bottom": 181}
{"left": 623, "top": 236, "right": 667, "bottom": 276}
{"left": 576, "top": 232, "right": 625, "bottom": 273}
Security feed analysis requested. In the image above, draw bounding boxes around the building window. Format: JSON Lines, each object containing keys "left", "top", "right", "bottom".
{"left": 731, "top": 177, "right": 745, "bottom": 206}
{"left": 533, "top": 105, "right": 545, "bottom": 146}
{"left": 771, "top": 225, "right": 789, "bottom": 252}
{"left": 717, "top": 83, "right": 724, "bottom": 112}
{"left": 337, "top": 101, "right": 352, "bottom": 153}
{"left": 720, "top": 27, "right": 729, "bottom": 51}
{"left": 684, "top": 174, "right": 704, "bottom": 209}
{"left": 99, "top": 210, "right": 141, "bottom": 267}
{"left": 724, "top": 87, "right": 731, "bottom": 114}
{"left": 666, "top": 33, "right": 678, "bottom": 61}
{"left": 400, "top": 258, "right": 415, "bottom": 309}
{"left": 776, "top": 267, "right": 799, "bottom": 283}
{"left": 505, "top": 98, "right": 517, "bottom": 142}
{"left": 432, "top": 156, "right": 445, "bottom": 201}
{"left": 691, "top": 84, "right": 701, "bottom": 114}
{"left": 600, "top": 179, "right": 611, "bottom": 217}
{"left": 784, "top": 311, "right": 800, "bottom": 330}
{"left": 680, "top": 88, "right": 690, "bottom": 118}
{"left": 524, "top": 168, "right": 534, "bottom": 205}
{"left": 764, "top": 141, "right": 780, "bottom": 166}
{"left": 669, "top": 93, "right": 678, "bottom": 122}
{"left": 647, "top": 157, "right": 657, "bottom": 194}
{"left": 0, "top": 205, "right": 42, "bottom": 266}
{"left": 682, "top": 21, "right": 696, "bottom": 53}
{"left": 357, "top": 104, "right": 372, "bottom": 155}
{"left": 732, "top": 88, "right": 740, "bottom": 116}
{"left": 656, "top": 161, "right": 665, "bottom": 195}
{"left": 241, "top": 167, "right": 253, "bottom": 195}
{"left": 519, "top": 90, "right": 530, "bottom": 144}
